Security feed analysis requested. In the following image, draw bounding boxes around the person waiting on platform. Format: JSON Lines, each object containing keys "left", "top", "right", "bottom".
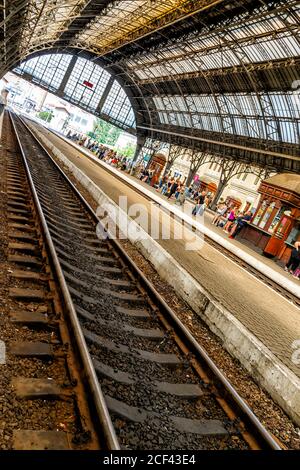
{"left": 184, "top": 186, "right": 192, "bottom": 198}
{"left": 292, "top": 266, "right": 300, "bottom": 280}
{"left": 164, "top": 178, "right": 173, "bottom": 197}
{"left": 174, "top": 183, "right": 182, "bottom": 200}
{"left": 201, "top": 196, "right": 211, "bottom": 216}
{"left": 285, "top": 241, "right": 300, "bottom": 274}
{"left": 223, "top": 206, "right": 238, "bottom": 233}
{"left": 228, "top": 211, "right": 252, "bottom": 239}
{"left": 161, "top": 178, "right": 170, "bottom": 195}
{"left": 192, "top": 191, "right": 207, "bottom": 215}
{"left": 110, "top": 156, "right": 118, "bottom": 167}
{"left": 212, "top": 199, "right": 228, "bottom": 226}
{"left": 0, "top": 86, "right": 8, "bottom": 116}
{"left": 167, "top": 179, "right": 179, "bottom": 199}
{"left": 175, "top": 187, "right": 186, "bottom": 206}
{"left": 156, "top": 176, "right": 163, "bottom": 191}
{"left": 140, "top": 170, "right": 149, "bottom": 183}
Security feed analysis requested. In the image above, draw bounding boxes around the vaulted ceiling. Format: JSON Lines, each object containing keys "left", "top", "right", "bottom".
{"left": 1, "top": 0, "right": 300, "bottom": 171}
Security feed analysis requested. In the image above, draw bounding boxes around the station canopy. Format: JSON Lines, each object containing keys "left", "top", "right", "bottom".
{"left": 1, "top": 1, "right": 300, "bottom": 170}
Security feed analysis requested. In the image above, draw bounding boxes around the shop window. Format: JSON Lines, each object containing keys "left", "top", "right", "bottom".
{"left": 275, "top": 214, "right": 293, "bottom": 239}
{"left": 285, "top": 223, "right": 300, "bottom": 246}
{"left": 258, "top": 201, "right": 276, "bottom": 230}
{"left": 252, "top": 201, "right": 267, "bottom": 226}
{"left": 268, "top": 207, "right": 283, "bottom": 234}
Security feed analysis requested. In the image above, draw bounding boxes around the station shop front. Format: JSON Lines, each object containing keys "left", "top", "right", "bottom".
{"left": 147, "top": 153, "right": 167, "bottom": 186}
{"left": 241, "top": 174, "right": 300, "bottom": 264}
{"left": 192, "top": 176, "right": 217, "bottom": 197}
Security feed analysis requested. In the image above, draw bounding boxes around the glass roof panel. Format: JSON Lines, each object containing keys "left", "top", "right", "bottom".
{"left": 152, "top": 92, "right": 300, "bottom": 143}
{"left": 125, "top": 6, "right": 300, "bottom": 80}
{"left": 20, "top": 0, "right": 89, "bottom": 55}
{"left": 72, "top": 0, "right": 203, "bottom": 56}
{"left": 13, "top": 53, "right": 136, "bottom": 130}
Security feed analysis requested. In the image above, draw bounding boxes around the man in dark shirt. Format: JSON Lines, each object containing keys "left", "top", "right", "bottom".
{"left": 228, "top": 211, "right": 252, "bottom": 239}
{"left": 167, "top": 180, "right": 179, "bottom": 199}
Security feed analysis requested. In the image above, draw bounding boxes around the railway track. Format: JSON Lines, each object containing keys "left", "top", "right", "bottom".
{"left": 5, "top": 110, "right": 282, "bottom": 450}
{"left": 0, "top": 112, "right": 118, "bottom": 450}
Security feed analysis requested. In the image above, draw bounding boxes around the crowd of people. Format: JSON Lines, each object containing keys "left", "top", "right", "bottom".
{"left": 66, "top": 131, "right": 133, "bottom": 171}
{"left": 212, "top": 200, "right": 300, "bottom": 278}
{"left": 211, "top": 200, "right": 253, "bottom": 239}
{"left": 138, "top": 170, "right": 213, "bottom": 209}
{"left": 138, "top": 170, "right": 253, "bottom": 240}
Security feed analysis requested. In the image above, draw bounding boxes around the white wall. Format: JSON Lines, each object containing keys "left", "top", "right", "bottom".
{"left": 115, "top": 132, "right": 136, "bottom": 149}
{"left": 66, "top": 106, "right": 96, "bottom": 134}
{"left": 49, "top": 109, "right": 69, "bottom": 132}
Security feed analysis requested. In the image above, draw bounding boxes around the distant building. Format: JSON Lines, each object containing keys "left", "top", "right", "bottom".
{"left": 64, "top": 107, "right": 96, "bottom": 135}
{"left": 49, "top": 105, "right": 70, "bottom": 132}
{"left": 0, "top": 77, "right": 9, "bottom": 105}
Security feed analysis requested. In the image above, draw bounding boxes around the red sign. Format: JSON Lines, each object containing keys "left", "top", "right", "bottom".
{"left": 83, "top": 80, "right": 93, "bottom": 88}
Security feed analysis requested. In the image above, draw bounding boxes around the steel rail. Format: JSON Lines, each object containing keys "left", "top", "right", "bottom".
{"left": 14, "top": 113, "right": 283, "bottom": 450}
{"left": 9, "top": 111, "right": 120, "bottom": 451}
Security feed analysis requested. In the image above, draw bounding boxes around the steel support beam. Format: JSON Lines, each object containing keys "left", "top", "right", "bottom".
{"left": 95, "top": 75, "right": 114, "bottom": 114}
{"left": 138, "top": 125, "right": 300, "bottom": 173}
{"left": 56, "top": 54, "right": 78, "bottom": 96}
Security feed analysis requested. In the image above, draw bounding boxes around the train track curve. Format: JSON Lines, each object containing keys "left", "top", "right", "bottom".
{"left": 5, "top": 110, "right": 282, "bottom": 450}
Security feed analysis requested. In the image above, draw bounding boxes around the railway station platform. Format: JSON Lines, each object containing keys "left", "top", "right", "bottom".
{"left": 36, "top": 123, "right": 300, "bottom": 290}
{"left": 11, "top": 118, "right": 300, "bottom": 424}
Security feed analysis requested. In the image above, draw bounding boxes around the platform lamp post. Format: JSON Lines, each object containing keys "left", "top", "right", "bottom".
{"left": 45, "top": 109, "right": 54, "bottom": 125}
{"left": 79, "top": 80, "right": 94, "bottom": 106}
{"left": 62, "top": 114, "right": 71, "bottom": 133}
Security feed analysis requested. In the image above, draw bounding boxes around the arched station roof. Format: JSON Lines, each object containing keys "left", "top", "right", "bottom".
{"left": 13, "top": 52, "right": 137, "bottom": 132}
{"left": 1, "top": 0, "right": 300, "bottom": 171}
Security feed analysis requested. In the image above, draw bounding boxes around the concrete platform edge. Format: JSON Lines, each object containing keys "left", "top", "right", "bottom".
{"left": 34, "top": 128, "right": 300, "bottom": 427}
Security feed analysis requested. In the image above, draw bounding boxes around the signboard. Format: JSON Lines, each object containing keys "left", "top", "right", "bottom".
{"left": 143, "top": 154, "right": 151, "bottom": 162}
{"left": 83, "top": 80, "right": 93, "bottom": 88}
